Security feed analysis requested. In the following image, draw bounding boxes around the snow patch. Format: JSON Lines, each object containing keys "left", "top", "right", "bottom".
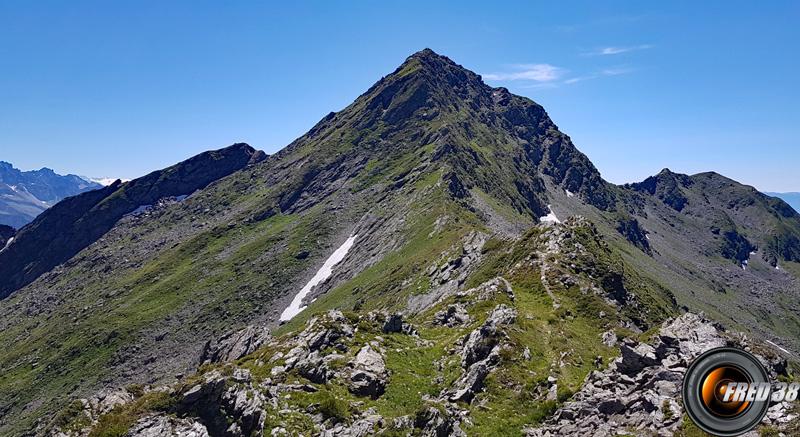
{"left": 130, "top": 205, "right": 153, "bottom": 215}
{"left": 565, "top": 189, "right": 574, "bottom": 198}
{"left": 1, "top": 237, "right": 14, "bottom": 253}
{"left": 84, "top": 177, "right": 131, "bottom": 186}
{"left": 766, "top": 340, "right": 791, "bottom": 355}
{"left": 539, "top": 206, "right": 560, "bottom": 224}
{"left": 280, "top": 234, "right": 358, "bottom": 321}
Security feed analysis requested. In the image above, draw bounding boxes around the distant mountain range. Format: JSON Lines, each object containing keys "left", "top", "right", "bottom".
{"left": 767, "top": 192, "right": 800, "bottom": 213}
{"left": 0, "top": 161, "right": 103, "bottom": 228}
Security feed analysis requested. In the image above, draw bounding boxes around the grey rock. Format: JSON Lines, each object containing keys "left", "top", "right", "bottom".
{"left": 432, "top": 304, "right": 471, "bottom": 327}
{"left": 348, "top": 345, "right": 388, "bottom": 398}
{"left": 413, "top": 405, "right": 466, "bottom": 437}
{"left": 445, "top": 304, "right": 516, "bottom": 404}
{"left": 449, "top": 361, "right": 490, "bottom": 403}
{"left": 301, "top": 311, "right": 354, "bottom": 352}
{"left": 461, "top": 304, "right": 515, "bottom": 367}
{"left": 90, "top": 388, "right": 135, "bottom": 416}
{"left": 382, "top": 313, "right": 404, "bottom": 333}
{"left": 600, "top": 330, "right": 616, "bottom": 347}
{"left": 200, "top": 325, "right": 271, "bottom": 365}
{"left": 295, "top": 351, "right": 332, "bottom": 384}
{"left": 125, "top": 414, "right": 209, "bottom": 437}
{"left": 525, "top": 313, "right": 735, "bottom": 436}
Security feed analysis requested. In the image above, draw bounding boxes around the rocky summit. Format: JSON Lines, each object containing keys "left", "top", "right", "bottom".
{"left": 1, "top": 49, "right": 799, "bottom": 436}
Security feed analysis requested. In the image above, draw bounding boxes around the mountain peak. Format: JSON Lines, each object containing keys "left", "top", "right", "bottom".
{"left": 392, "top": 48, "right": 481, "bottom": 86}
{"left": 409, "top": 47, "right": 440, "bottom": 59}
{"left": 406, "top": 48, "right": 455, "bottom": 67}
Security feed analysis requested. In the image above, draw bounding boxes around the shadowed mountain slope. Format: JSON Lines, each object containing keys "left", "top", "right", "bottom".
{"left": 0, "top": 143, "right": 264, "bottom": 299}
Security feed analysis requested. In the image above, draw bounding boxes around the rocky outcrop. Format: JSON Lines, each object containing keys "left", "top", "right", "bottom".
{"left": 178, "top": 368, "right": 267, "bottom": 437}
{"left": 525, "top": 313, "right": 791, "bottom": 436}
{"left": 269, "top": 310, "right": 355, "bottom": 384}
{"left": 374, "top": 312, "right": 417, "bottom": 336}
{"left": 347, "top": 344, "right": 389, "bottom": 398}
{"left": 407, "top": 231, "right": 488, "bottom": 313}
{"left": 413, "top": 405, "right": 467, "bottom": 437}
{"left": 433, "top": 276, "right": 515, "bottom": 313}
{"left": 200, "top": 325, "right": 272, "bottom": 365}
{"left": 446, "top": 304, "right": 516, "bottom": 403}
{"left": 614, "top": 215, "right": 651, "bottom": 255}
{"left": 629, "top": 169, "right": 691, "bottom": 212}
{"left": 125, "top": 414, "right": 209, "bottom": 437}
{"left": 432, "top": 303, "right": 471, "bottom": 327}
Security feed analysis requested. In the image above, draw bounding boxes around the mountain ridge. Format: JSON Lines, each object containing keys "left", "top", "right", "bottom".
{"left": 0, "top": 49, "right": 798, "bottom": 436}
{"left": 0, "top": 143, "right": 265, "bottom": 299}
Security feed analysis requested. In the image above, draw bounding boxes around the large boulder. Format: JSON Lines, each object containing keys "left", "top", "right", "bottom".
{"left": 299, "top": 310, "right": 354, "bottom": 352}
{"left": 294, "top": 351, "right": 332, "bottom": 384}
{"left": 347, "top": 345, "right": 388, "bottom": 398}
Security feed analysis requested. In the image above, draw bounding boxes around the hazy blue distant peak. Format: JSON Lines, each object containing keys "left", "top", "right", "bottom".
{"left": 766, "top": 192, "right": 800, "bottom": 213}
{"left": 0, "top": 161, "right": 103, "bottom": 228}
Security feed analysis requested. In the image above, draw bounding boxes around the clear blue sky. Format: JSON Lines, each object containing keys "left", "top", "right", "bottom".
{"left": 1, "top": 1, "right": 798, "bottom": 191}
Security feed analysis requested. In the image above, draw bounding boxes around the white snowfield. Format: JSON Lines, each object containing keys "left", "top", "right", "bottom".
{"left": 766, "top": 339, "right": 791, "bottom": 355}
{"left": 0, "top": 236, "right": 14, "bottom": 254}
{"left": 539, "top": 206, "right": 560, "bottom": 224}
{"left": 279, "top": 234, "right": 358, "bottom": 321}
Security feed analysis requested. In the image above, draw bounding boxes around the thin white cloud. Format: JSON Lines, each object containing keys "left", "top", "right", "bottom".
{"left": 563, "top": 67, "right": 634, "bottom": 84}
{"left": 600, "top": 67, "right": 633, "bottom": 76}
{"left": 584, "top": 44, "right": 653, "bottom": 56}
{"left": 564, "top": 77, "right": 588, "bottom": 84}
{"left": 482, "top": 64, "right": 565, "bottom": 82}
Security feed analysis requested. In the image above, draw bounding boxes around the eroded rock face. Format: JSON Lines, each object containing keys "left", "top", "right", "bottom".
{"left": 125, "top": 414, "right": 209, "bottom": 437}
{"left": 200, "top": 325, "right": 272, "bottom": 365}
{"left": 525, "top": 313, "right": 788, "bottom": 437}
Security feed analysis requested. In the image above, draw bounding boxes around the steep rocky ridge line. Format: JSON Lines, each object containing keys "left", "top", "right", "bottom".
{"left": 0, "top": 143, "right": 264, "bottom": 298}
